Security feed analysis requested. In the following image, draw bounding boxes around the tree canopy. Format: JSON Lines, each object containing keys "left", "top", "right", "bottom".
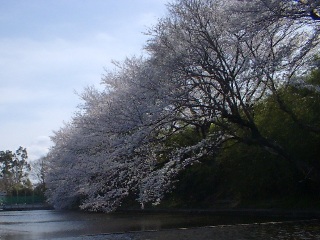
{"left": 45, "top": 0, "right": 320, "bottom": 212}
{"left": 0, "top": 147, "right": 31, "bottom": 194}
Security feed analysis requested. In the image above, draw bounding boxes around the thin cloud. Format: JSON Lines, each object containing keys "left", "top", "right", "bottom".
{"left": 0, "top": 0, "right": 169, "bottom": 158}
{"left": 27, "top": 136, "right": 52, "bottom": 161}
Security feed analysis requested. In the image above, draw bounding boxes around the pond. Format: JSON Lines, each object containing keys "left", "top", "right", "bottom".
{"left": 0, "top": 210, "right": 319, "bottom": 239}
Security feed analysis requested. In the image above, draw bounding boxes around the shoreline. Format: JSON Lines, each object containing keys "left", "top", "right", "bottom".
{"left": 1, "top": 203, "right": 53, "bottom": 211}
{"left": 2, "top": 204, "right": 320, "bottom": 219}
{"left": 116, "top": 207, "right": 320, "bottom": 219}
{"left": 54, "top": 219, "right": 320, "bottom": 240}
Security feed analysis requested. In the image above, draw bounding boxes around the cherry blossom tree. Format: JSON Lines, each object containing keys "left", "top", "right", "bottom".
{"left": 145, "top": 0, "right": 319, "bottom": 170}
{"left": 46, "top": 57, "right": 178, "bottom": 211}
{"left": 46, "top": 0, "right": 320, "bottom": 212}
{"left": 231, "top": 0, "right": 320, "bottom": 23}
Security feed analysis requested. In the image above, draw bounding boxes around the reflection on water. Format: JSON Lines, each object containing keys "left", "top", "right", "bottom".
{"left": 125, "top": 221, "right": 320, "bottom": 240}
{"left": 0, "top": 210, "right": 319, "bottom": 239}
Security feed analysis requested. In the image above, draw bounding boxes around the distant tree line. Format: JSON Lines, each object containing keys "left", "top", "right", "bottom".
{"left": 45, "top": 0, "right": 320, "bottom": 212}
{"left": 0, "top": 147, "right": 47, "bottom": 204}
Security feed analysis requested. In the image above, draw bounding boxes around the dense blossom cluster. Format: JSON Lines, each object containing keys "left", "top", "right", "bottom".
{"left": 45, "top": 0, "right": 320, "bottom": 212}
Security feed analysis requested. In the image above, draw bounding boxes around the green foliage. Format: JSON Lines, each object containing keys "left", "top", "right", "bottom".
{"left": 254, "top": 83, "right": 320, "bottom": 168}
{"left": 209, "top": 72, "right": 320, "bottom": 204}
{"left": 161, "top": 68, "right": 320, "bottom": 208}
{"left": 166, "top": 160, "right": 217, "bottom": 207}
{"left": 307, "top": 69, "right": 320, "bottom": 85}
{"left": 155, "top": 126, "right": 218, "bottom": 207}
{"left": 0, "top": 147, "right": 32, "bottom": 194}
{"left": 165, "top": 126, "right": 202, "bottom": 148}
{"left": 155, "top": 126, "right": 203, "bottom": 166}
{"left": 217, "top": 142, "right": 299, "bottom": 200}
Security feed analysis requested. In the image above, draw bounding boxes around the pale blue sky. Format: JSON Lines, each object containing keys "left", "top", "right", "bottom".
{"left": 0, "top": 0, "right": 168, "bottom": 161}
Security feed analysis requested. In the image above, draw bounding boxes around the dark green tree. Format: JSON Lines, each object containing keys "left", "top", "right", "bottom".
{"left": 0, "top": 147, "right": 31, "bottom": 194}
{"left": 215, "top": 69, "right": 320, "bottom": 204}
{"left": 0, "top": 150, "right": 14, "bottom": 192}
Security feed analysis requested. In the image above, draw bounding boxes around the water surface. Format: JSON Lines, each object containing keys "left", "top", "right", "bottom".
{"left": 0, "top": 210, "right": 319, "bottom": 239}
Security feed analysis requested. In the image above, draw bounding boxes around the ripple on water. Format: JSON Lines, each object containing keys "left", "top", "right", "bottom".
{"left": 1, "top": 210, "right": 319, "bottom": 239}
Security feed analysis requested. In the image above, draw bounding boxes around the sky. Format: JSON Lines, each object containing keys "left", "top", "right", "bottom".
{"left": 0, "top": 0, "right": 169, "bottom": 161}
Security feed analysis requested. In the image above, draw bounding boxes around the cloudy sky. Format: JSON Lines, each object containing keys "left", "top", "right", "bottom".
{"left": 0, "top": 0, "right": 168, "bottom": 161}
